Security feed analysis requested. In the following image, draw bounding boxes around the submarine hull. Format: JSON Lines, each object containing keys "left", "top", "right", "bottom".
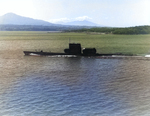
{"left": 23, "top": 51, "right": 79, "bottom": 57}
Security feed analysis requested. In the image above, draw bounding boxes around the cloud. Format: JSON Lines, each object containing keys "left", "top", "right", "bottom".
{"left": 75, "top": 16, "right": 92, "bottom": 21}
{"left": 49, "top": 18, "right": 71, "bottom": 23}
{"left": 49, "top": 16, "right": 92, "bottom": 23}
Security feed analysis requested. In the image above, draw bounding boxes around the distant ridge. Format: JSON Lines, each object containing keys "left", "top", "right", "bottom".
{"left": 0, "top": 13, "right": 56, "bottom": 26}
{"left": 62, "top": 20, "right": 101, "bottom": 26}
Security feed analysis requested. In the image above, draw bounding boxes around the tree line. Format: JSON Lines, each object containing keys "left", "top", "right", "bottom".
{"left": 1, "top": 25, "right": 150, "bottom": 35}
{"left": 68, "top": 26, "right": 150, "bottom": 34}
{"left": 0, "top": 25, "right": 89, "bottom": 31}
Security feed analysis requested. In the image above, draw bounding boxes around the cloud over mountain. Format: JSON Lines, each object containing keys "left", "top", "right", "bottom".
{"left": 75, "top": 16, "right": 92, "bottom": 21}
{"left": 49, "top": 16, "right": 93, "bottom": 23}
{"left": 49, "top": 16, "right": 100, "bottom": 26}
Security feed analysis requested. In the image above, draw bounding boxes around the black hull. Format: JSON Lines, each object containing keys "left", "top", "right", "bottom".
{"left": 23, "top": 51, "right": 132, "bottom": 57}
{"left": 23, "top": 51, "right": 82, "bottom": 57}
{"left": 23, "top": 51, "right": 102, "bottom": 57}
{"left": 24, "top": 51, "right": 68, "bottom": 56}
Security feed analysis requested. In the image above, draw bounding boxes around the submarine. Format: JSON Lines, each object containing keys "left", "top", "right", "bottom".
{"left": 23, "top": 43, "right": 99, "bottom": 57}
{"left": 24, "top": 43, "right": 136, "bottom": 58}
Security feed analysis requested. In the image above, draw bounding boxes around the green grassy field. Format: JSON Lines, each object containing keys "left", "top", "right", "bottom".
{"left": 0, "top": 31, "right": 150, "bottom": 55}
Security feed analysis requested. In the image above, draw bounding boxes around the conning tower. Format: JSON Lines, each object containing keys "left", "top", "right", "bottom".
{"left": 64, "top": 43, "right": 81, "bottom": 55}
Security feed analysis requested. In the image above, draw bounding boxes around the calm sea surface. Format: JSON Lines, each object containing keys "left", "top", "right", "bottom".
{"left": 1, "top": 40, "right": 150, "bottom": 116}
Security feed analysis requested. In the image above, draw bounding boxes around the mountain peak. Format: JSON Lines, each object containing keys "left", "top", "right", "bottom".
{"left": 4, "top": 12, "right": 17, "bottom": 15}
{"left": 2, "top": 13, "right": 24, "bottom": 20}
{"left": 0, "top": 13, "right": 54, "bottom": 26}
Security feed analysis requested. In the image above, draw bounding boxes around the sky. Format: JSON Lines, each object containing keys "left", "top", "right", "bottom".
{"left": 0, "top": 0, "right": 150, "bottom": 27}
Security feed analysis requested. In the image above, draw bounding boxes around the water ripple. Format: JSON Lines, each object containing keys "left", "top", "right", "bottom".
{"left": 1, "top": 57, "right": 150, "bottom": 116}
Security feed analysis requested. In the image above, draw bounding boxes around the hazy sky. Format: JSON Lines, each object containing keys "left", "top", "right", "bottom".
{"left": 0, "top": 0, "right": 150, "bottom": 27}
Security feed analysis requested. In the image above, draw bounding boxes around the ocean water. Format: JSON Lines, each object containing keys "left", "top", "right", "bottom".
{"left": 1, "top": 40, "right": 150, "bottom": 116}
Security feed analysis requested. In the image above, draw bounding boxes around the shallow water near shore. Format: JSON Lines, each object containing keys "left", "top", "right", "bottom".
{"left": 1, "top": 36, "right": 150, "bottom": 116}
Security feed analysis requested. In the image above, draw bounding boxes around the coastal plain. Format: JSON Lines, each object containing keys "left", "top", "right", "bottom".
{"left": 0, "top": 31, "right": 150, "bottom": 55}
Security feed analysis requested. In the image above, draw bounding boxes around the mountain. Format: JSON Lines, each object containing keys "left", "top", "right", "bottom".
{"left": 0, "top": 13, "right": 55, "bottom": 26}
{"left": 0, "top": 13, "right": 102, "bottom": 27}
{"left": 62, "top": 20, "right": 100, "bottom": 26}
